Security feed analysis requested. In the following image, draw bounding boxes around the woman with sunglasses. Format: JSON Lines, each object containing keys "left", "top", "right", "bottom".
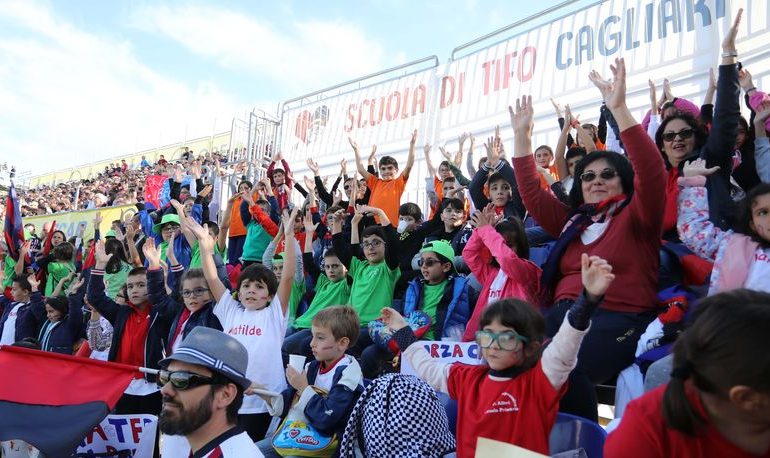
{"left": 653, "top": 11, "right": 743, "bottom": 238}
{"left": 378, "top": 253, "right": 614, "bottom": 457}
{"left": 510, "top": 58, "right": 667, "bottom": 421}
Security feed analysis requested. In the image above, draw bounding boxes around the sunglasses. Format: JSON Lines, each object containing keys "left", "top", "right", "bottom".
{"left": 661, "top": 128, "right": 695, "bottom": 142}
{"left": 475, "top": 330, "right": 529, "bottom": 351}
{"left": 579, "top": 168, "right": 618, "bottom": 183}
{"left": 157, "top": 369, "right": 225, "bottom": 390}
{"left": 417, "top": 258, "right": 443, "bottom": 267}
{"left": 180, "top": 287, "right": 210, "bottom": 298}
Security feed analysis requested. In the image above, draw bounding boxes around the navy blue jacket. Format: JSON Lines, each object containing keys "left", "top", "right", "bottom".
{"left": 278, "top": 358, "right": 364, "bottom": 445}
{"left": 148, "top": 265, "right": 223, "bottom": 354}
{"left": 37, "top": 287, "right": 85, "bottom": 354}
{"left": 0, "top": 292, "right": 42, "bottom": 344}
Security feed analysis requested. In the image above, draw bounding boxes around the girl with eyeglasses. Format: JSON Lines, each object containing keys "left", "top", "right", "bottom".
{"left": 460, "top": 203, "right": 539, "bottom": 342}
{"left": 378, "top": 253, "right": 614, "bottom": 457}
{"left": 511, "top": 58, "right": 668, "bottom": 421}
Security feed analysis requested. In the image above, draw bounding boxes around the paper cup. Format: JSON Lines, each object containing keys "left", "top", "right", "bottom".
{"left": 288, "top": 354, "right": 306, "bottom": 372}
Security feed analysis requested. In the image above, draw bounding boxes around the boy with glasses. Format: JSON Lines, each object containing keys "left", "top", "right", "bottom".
{"left": 332, "top": 205, "right": 400, "bottom": 357}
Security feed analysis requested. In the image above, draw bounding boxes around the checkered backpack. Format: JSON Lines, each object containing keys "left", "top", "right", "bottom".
{"left": 338, "top": 374, "right": 456, "bottom": 458}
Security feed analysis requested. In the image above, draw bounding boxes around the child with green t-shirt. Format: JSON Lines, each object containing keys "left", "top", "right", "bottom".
{"left": 282, "top": 210, "right": 352, "bottom": 359}
{"left": 263, "top": 224, "right": 305, "bottom": 327}
{"left": 44, "top": 242, "right": 76, "bottom": 297}
{"left": 332, "top": 204, "right": 400, "bottom": 356}
{"left": 360, "top": 239, "right": 473, "bottom": 378}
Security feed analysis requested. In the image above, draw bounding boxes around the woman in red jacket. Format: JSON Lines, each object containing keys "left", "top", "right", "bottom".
{"left": 510, "top": 58, "right": 667, "bottom": 420}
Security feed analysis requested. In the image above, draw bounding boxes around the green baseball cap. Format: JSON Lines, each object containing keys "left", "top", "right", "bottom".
{"left": 419, "top": 240, "right": 455, "bottom": 264}
{"left": 152, "top": 213, "right": 181, "bottom": 235}
{"left": 105, "top": 230, "right": 117, "bottom": 238}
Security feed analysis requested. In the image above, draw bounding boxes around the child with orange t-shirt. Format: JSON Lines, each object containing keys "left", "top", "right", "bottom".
{"left": 349, "top": 130, "right": 417, "bottom": 226}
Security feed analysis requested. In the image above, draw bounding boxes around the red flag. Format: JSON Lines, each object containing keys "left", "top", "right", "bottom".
{"left": 0, "top": 345, "right": 139, "bottom": 457}
{"left": 145, "top": 175, "right": 169, "bottom": 209}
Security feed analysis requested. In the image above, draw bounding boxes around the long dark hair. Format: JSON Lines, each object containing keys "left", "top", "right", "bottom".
{"left": 737, "top": 183, "right": 770, "bottom": 248}
{"left": 104, "top": 238, "right": 128, "bottom": 274}
{"left": 568, "top": 151, "right": 635, "bottom": 208}
{"left": 662, "top": 289, "right": 770, "bottom": 435}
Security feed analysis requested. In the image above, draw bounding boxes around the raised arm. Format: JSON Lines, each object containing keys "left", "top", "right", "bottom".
{"left": 401, "top": 129, "right": 418, "bottom": 179}
{"left": 187, "top": 216, "right": 227, "bottom": 302}
{"left": 554, "top": 106, "right": 572, "bottom": 181}
{"left": 589, "top": 59, "right": 667, "bottom": 229}
{"left": 86, "top": 241, "right": 121, "bottom": 324}
{"left": 276, "top": 209, "right": 299, "bottom": 315}
{"left": 424, "top": 142, "right": 437, "bottom": 178}
{"left": 702, "top": 10, "right": 742, "bottom": 168}
{"left": 349, "top": 137, "right": 372, "bottom": 180}
{"left": 510, "top": 96, "right": 570, "bottom": 236}
{"left": 754, "top": 103, "right": 770, "bottom": 183}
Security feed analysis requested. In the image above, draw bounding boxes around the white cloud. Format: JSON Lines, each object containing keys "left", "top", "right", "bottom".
{"left": 132, "top": 5, "right": 388, "bottom": 95}
{"left": 0, "top": 1, "right": 241, "bottom": 177}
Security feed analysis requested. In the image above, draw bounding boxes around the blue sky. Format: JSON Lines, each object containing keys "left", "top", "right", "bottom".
{"left": 0, "top": 0, "right": 567, "bottom": 176}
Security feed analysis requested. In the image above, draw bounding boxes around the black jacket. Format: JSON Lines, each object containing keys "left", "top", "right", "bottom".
{"left": 87, "top": 268, "right": 175, "bottom": 382}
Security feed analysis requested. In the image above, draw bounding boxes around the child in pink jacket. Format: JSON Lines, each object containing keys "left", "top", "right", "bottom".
{"left": 462, "top": 204, "right": 541, "bottom": 341}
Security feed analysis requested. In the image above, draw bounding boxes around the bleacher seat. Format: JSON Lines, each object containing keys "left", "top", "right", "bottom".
{"left": 549, "top": 412, "right": 608, "bottom": 458}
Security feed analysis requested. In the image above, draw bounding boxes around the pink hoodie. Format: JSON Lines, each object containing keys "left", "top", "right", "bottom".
{"left": 461, "top": 225, "right": 541, "bottom": 341}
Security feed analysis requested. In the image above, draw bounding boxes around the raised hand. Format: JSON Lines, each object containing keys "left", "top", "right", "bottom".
{"left": 423, "top": 142, "right": 432, "bottom": 156}
{"left": 199, "top": 184, "right": 213, "bottom": 199}
{"left": 550, "top": 97, "right": 563, "bottom": 118}
{"left": 307, "top": 158, "right": 320, "bottom": 175}
{"left": 348, "top": 137, "right": 359, "bottom": 153}
{"left": 738, "top": 68, "right": 754, "bottom": 92}
{"left": 340, "top": 159, "right": 348, "bottom": 176}
{"left": 439, "top": 145, "right": 452, "bottom": 162}
{"left": 590, "top": 58, "right": 627, "bottom": 111}
{"left": 378, "top": 307, "right": 408, "bottom": 332}
{"left": 708, "top": 68, "right": 717, "bottom": 92}
{"left": 509, "top": 95, "right": 534, "bottom": 135}
{"left": 142, "top": 241, "right": 162, "bottom": 268}
{"left": 721, "top": 8, "right": 743, "bottom": 53}
{"left": 67, "top": 276, "right": 85, "bottom": 296}
{"left": 303, "top": 210, "right": 318, "bottom": 234}
{"left": 683, "top": 158, "right": 721, "bottom": 177}
{"left": 282, "top": 207, "right": 300, "bottom": 234}
{"left": 94, "top": 240, "right": 113, "bottom": 267}
{"left": 410, "top": 129, "right": 418, "bottom": 146}
{"left": 368, "top": 144, "right": 378, "bottom": 163}
{"left": 581, "top": 254, "right": 615, "bottom": 302}
{"left": 27, "top": 274, "right": 41, "bottom": 292}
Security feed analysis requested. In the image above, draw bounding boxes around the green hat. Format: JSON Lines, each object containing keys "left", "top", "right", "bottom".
{"left": 272, "top": 252, "right": 286, "bottom": 262}
{"left": 105, "top": 230, "right": 117, "bottom": 238}
{"left": 152, "top": 214, "right": 181, "bottom": 235}
{"left": 419, "top": 240, "right": 455, "bottom": 264}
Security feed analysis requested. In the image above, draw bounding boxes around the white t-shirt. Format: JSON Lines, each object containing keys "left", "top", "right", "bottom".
{"left": 487, "top": 270, "right": 508, "bottom": 302}
{"left": 214, "top": 294, "right": 288, "bottom": 413}
{"left": 0, "top": 303, "right": 24, "bottom": 345}
{"left": 745, "top": 248, "right": 770, "bottom": 293}
{"left": 161, "top": 429, "right": 263, "bottom": 458}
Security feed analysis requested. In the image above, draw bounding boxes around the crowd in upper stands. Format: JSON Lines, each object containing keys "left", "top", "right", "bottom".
{"left": 1, "top": 9, "right": 770, "bottom": 458}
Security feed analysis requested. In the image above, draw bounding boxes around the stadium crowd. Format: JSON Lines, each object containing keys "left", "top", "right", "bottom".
{"left": 1, "top": 10, "right": 770, "bottom": 458}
